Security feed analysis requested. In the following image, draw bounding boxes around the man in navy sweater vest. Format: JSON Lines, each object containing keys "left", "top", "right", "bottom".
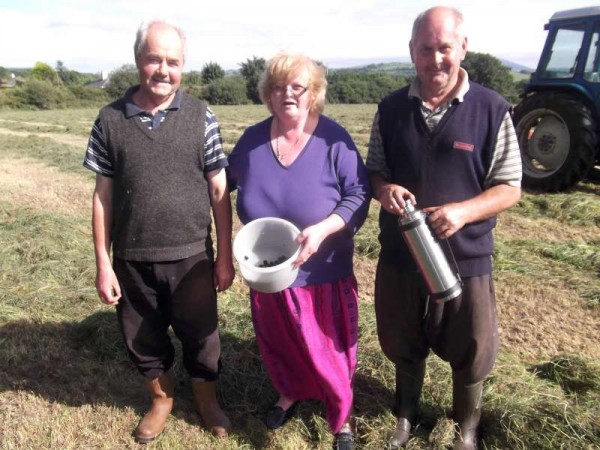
{"left": 366, "top": 6, "right": 522, "bottom": 449}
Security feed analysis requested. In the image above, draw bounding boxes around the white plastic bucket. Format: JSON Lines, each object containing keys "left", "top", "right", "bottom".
{"left": 233, "top": 217, "right": 301, "bottom": 293}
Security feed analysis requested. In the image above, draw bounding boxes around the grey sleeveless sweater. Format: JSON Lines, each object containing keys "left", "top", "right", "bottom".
{"left": 98, "top": 92, "right": 211, "bottom": 262}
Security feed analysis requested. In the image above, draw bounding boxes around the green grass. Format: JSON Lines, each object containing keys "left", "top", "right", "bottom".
{"left": 0, "top": 133, "right": 91, "bottom": 175}
{"left": 515, "top": 192, "right": 600, "bottom": 226}
{"left": 0, "top": 202, "right": 97, "bottom": 321}
{"left": 0, "top": 105, "right": 599, "bottom": 449}
{"left": 0, "top": 108, "right": 98, "bottom": 136}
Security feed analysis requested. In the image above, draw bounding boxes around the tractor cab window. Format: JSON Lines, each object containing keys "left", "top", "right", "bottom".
{"left": 541, "top": 26, "right": 585, "bottom": 79}
{"left": 583, "top": 24, "right": 600, "bottom": 82}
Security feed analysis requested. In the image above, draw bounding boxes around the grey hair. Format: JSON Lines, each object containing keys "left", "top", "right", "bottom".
{"left": 410, "top": 6, "right": 464, "bottom": 43}
{"left": 133, "top": 20, "right": 186, "bottom": 60}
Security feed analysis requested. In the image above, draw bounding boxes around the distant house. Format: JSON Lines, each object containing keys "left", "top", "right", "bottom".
{"left": 0, "top": 73, "right": 16, "bottom": 88}
{"left": 87, "top": 70, "right": 110, "bottom": 88}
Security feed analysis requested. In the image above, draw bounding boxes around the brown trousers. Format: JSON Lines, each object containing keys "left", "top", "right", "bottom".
{"left": 375, "top": 260, "right": 499, "bottom": 384}
{"left": 114, "top": 252, "right": 221, "bottom": 380}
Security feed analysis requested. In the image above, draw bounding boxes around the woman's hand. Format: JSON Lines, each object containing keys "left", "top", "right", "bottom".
{"left": 292, "top": 214, "right": 345, "bottom": 268}
{"left": 293, "top": 223, "right": 328, "bottom": 268}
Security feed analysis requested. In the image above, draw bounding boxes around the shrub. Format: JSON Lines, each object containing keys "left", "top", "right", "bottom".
{"left": 68, "top": 86, "right": 110, "bottom": 106}
{"left": 0, "top": 88, "right": 27, "bottom": 109}
{"left": 31, "top": 62, "right": 62, "bottom": 86}
{"left": 239, "top": 56, "right": 266, "bottom": 104}
{"left": 201, "top": 62, "right": 225, "bottom": 84}
{"left": 203, "top": 76, "right": 250, "bottom": 105}
{"left": 17, "top": 79, "right": 74, "bottom": 109}
{"left": 184, "top": 71, "right": 203, "bottom": 86}
{"left": 327, "top": 72, "right": 406, "bottom": 104}
{"left": 105, "top": 64, "right": 138, "bottom": 100}
{"left": 463, "top": 52, "right": 519, "bottom": 103}
{"left": 182, "top": 84, "right": 205, "bottom": 100}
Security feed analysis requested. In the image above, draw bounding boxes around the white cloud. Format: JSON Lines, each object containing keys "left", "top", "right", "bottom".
{"left": 0, "top": 0, "right": 596, "bottom": 72}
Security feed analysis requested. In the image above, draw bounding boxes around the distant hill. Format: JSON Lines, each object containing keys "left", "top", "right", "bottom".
{"left": 331, "top": 61, "right": 416, "bottom": 77}
{"left": 330, "top": 58, "right": 534, "bottom": 80}
{"left": 500, "top": 59, "right": 534, "bottom": 73}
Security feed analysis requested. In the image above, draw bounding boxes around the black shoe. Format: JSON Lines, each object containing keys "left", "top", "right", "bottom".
{"left": 333, "top": 431, "right": 356, "bottom": 450}
{"left": 265, "top": 402, "right": 297, "bottom": 430}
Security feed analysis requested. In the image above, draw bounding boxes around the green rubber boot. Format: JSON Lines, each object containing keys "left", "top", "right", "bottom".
{"left": 389, "top": 360, "right": 425, "bottom": 449}
{"left": 452, "top": 377, "right": 483, "bottom": 450}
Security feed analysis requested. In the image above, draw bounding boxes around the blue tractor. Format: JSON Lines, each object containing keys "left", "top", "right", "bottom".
{"left": 513, "top": 6, "right": 600, "bottom": 191}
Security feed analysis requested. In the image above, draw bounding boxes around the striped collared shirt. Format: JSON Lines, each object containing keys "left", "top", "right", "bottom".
{"left": 84, "top": 90, "right": 226, "bottom": 176}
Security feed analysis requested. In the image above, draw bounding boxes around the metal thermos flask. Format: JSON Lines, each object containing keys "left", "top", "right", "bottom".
{"left": 398, "top": 199, "right": 462, "bottom": 302}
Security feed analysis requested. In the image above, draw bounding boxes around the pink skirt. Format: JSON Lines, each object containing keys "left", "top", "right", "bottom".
{"left": 250, "top": 275, "right": 359, "bottom": 434}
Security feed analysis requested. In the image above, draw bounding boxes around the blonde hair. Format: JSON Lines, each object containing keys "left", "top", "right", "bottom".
{"left": 258, "top": 51, "right": 327, "bottom": 115}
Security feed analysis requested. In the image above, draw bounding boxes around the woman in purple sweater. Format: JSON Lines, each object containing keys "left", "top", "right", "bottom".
{"left": 227, "top": 51, "right": 370, "bottom": 450}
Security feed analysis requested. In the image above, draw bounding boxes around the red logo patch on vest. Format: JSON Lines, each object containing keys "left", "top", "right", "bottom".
{"left": 453, "top": 141, "right": 474, "bottom": 152}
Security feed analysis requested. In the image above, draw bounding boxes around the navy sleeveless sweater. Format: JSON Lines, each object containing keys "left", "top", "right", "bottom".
{"left": 377, "top": 82, "right": 510, "bottom": 276}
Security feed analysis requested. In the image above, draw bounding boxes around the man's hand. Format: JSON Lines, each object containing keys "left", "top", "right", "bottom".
{"left": 96, "top": 264, "right": 121, "bottom": 305}
{"left": 92, "top": 175, "right": 119, "bottom": 305}
{"left": 376, "top": 183, "right": 416, "bottom": 216}
{"left": 423, "top": 184, "right": 522, "bottom": 239}
{"left": 424, "top": 203, "right": 468, "bottom": 239}
{"left": 213, "top": 255, "right": 235, "bottom": 292}
{"left": 206, "top": 168, "right": 234, "bottom": 292}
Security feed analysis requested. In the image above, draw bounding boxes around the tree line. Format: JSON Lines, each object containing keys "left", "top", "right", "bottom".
{"left": 0, "top": 52, "right": 523, "bottom": 110}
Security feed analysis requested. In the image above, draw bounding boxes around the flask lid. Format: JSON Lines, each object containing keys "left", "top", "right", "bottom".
{"left": 398, "top": 199, "right": 425, "bottom": 229}
{"left": 404, "top": 199, "right": 416, "bottom": 215}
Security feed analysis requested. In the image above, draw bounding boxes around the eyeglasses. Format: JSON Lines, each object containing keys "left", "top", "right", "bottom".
{"left": 272, "top": 83, "right": 308, "bottom": 97}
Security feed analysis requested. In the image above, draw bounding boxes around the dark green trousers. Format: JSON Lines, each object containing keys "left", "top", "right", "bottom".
{"left": 375, "top": 260, "right": 499, "bottom": 384}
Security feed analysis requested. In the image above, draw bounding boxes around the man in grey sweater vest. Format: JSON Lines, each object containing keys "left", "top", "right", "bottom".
{"left": 83, "top": 20, "right": 234, "bottom": 443}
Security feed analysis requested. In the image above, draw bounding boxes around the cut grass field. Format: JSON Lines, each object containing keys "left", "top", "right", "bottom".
{"left": 0, "top": 105, "right": 598, "bottom": 449}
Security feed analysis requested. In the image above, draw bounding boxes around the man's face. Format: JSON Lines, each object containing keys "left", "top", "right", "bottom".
{"left": 409, "top": 11, "right": 467, "bottom": 96}
{"left": 136, "top": 24, "right": 184, "bottom": 102}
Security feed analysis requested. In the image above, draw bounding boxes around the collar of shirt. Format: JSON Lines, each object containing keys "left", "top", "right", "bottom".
{"left": 123, "top": 86, "right": 183, "bottom": 118}
{"left": 408, "top": 68, "right": 471, "bottom": 111}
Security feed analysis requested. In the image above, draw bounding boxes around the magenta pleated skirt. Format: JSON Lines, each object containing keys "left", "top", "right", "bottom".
{"left": 250, "top": 275, "right": 359, "bottom": 434}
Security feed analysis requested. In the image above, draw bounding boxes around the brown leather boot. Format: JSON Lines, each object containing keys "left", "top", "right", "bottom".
{"left": 191, "top": 380, "right": 231, "bottom": 437}
{"left": 134, "top": 372, "right": 175, "bottom": 444}
{"left": 453, "top": 378, "right": 483, "bottom": 450}
{"left": 389, "top": 360, "right": 425, "bottom": 449}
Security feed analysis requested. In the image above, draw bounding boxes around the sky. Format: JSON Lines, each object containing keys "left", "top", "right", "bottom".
{"left": 0, "top": 0, "right": 597, "bottom": 74}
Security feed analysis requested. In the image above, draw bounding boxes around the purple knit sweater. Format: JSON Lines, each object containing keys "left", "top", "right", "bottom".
{"left": 227, "top": 115, "right": 371, "bottom": 287}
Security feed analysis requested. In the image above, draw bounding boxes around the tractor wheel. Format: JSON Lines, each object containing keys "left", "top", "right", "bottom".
{"left": 513, "top": 92, "right": 597, "bottom": 191}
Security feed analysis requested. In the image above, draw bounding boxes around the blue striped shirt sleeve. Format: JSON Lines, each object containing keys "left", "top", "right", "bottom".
{"left": 83, "top": 117, "right": 114, "bottom": 177}
{"left": 204, "top": 107, "right": 227, "bottom": 173}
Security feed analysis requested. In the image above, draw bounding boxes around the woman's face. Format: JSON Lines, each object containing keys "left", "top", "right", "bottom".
{"left": 269, "top": 73, "right": 312, "bottom": 122}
